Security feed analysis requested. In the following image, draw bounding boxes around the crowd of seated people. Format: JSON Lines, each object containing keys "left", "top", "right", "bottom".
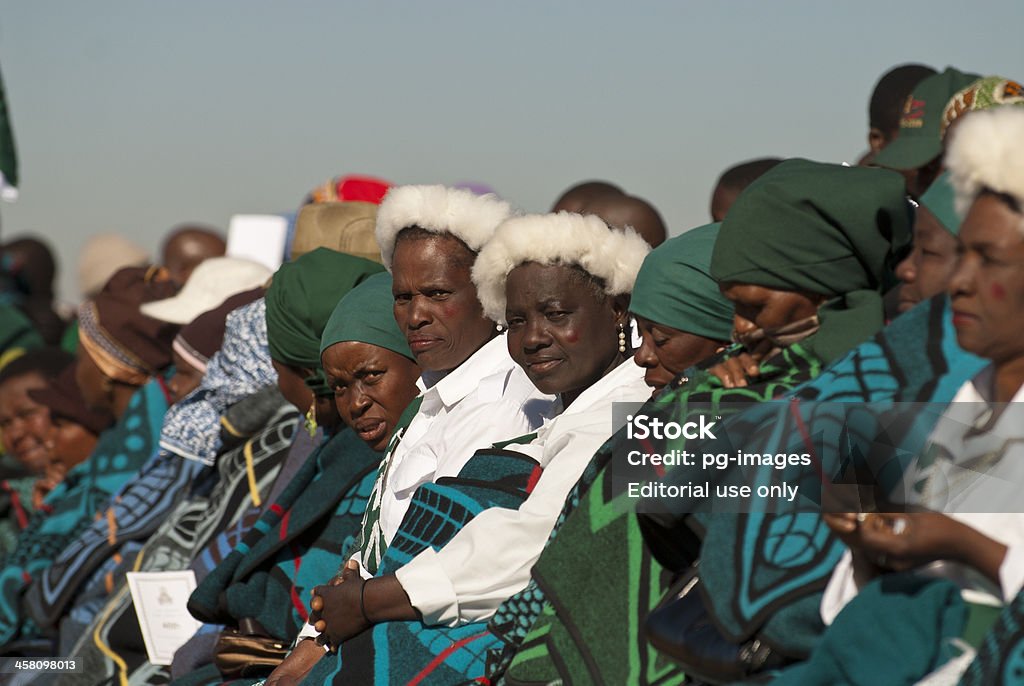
{"left": 0, "top": 65, "right": 1021, "bottom": 686}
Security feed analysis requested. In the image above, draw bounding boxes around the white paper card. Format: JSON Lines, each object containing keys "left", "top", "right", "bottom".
{"left": 127, "top": 570, "right": 203, "bottom": 666}
{"left": 225, "top": 214, "right": 289, "bottom": 272}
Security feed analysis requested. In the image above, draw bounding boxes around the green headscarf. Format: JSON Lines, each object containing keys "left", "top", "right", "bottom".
{"left": 712, "top": 158, "right": 912, "bottom": 364}
{"left": 630, "top": 223, "right": 733, "bottom": 341}
{"left": 919, "top": 171, "right": 960, "bottom": 235}
{"left": 265, "top": 247, "right": 384, "bottom": 394}
{"left": 320, "top": 272, "right": 414, "bottom": 362}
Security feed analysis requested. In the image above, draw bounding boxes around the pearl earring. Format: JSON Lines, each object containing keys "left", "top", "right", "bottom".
{"left": 617, "top": 323, "right": 627, "bottom": 354}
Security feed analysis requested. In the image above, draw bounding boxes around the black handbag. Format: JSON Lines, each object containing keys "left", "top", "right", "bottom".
{"left": 645, "top": 565, "right": 787, "bottom": 684}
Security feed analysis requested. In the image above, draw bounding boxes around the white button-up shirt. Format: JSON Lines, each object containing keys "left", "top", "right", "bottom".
{"left": 299, "top": 334, "right": 554, "bottom": 641}
{"left": 821, "top": 365, "right": 1024, "bottom": 625}
{"left": 395, "top": 359, "right": 650, "bottom": 626}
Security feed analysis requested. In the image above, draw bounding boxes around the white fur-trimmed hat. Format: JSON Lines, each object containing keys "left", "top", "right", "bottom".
{"left": 472, "top": 212, "right": 651, "bottom": 323}
{"left": 374, "top": 185, "right": 513, "bottom": 270}
{"left": 946, "top": 106, "right": 1024, "bottom": 216}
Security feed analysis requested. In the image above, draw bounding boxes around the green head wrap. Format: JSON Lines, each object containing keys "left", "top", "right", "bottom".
{"left": 712, "top": 159, "right": 912, "bottom": 364}
{"left": 918, "top": 171, "right": 960, "bottom": 235}
{"left": 320, "top": 272, "right": 414, "bottom": 363}
{"left": 630, "top": 223, "right": 733, "bottom": 342}
{"left": 265, "top": 247, "right": 384, "bottom": 394}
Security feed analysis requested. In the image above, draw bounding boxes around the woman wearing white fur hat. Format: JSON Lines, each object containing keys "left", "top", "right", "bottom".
{"left": 274, "top": 185, "right": 554, "bottom": 681}
{"left": 285, "top": 213, "right": 651, "bottom": 684}
{"left": 816, "top": 106, "right": 1024, "bottom": 683}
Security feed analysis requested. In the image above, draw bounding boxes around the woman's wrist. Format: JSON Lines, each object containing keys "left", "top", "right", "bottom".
{"left": 362, "top": 575, "right": 420, "bottom": 623}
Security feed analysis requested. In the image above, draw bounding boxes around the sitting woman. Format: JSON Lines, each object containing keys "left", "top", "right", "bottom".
{"left": 0, "top": 348, "right": 78, "bottom": 552}
{"left": 499, "top": 160, "right": 914, "bottom": 685}
{"left": 0, "top": 266, "right": 178, "bottom": 648}
{"left": 27, "top": 364, "right": 115, "bottom": 508}
{"left": 811, "top": 106, "right": 1024, "bottom": 685}
{"left": 630, "top": 222, "right": 735, "bottom": 393}
{"left": 170, "top": 273, "right": 420, "bottom": 685}
{"left": 281, "top": 212, "right": 651, "bottom": 685}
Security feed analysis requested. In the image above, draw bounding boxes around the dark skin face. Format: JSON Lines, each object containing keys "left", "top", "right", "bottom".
{"left": 322, "top": 342, "right": 421, "bottom": 452}
{"left": 505, "top": 263, "right": 629, "bottom": 407}
{"left": 0, "top": 372, "right": 54, "bottom": 474}
{"left": 949, "top": 193, "right": 1024, "bottom": 402}
{"left": 391, "top": 234, "right": 496, "bottom": 374}
{"left": 161, "top": 228, "right": 226, "bottom": 287}
{"left": 73, "top": 347, "right": 141, "bottom": 419}
{"left": 633, "top": 315, "right": 724, "bottom": 392}
{"left": 167, "top": 350, "right": 204, "bottom": 404}
{"left": 50, "top": 416, "right": 98, "bottom": 469}
{"left": 75, "top": 346, "right": 112, "bottom": 413}
{"left": 894, "top": 206, "right": 959, "bottom": 313}
{"left": 271, "top": 360, "right": 342, "bottom": 433}
{"left": 272, "top": 359, "right": 314, "bottom": 414}
{"left": 711, "top": 283, "right": 825, "bottom": 388}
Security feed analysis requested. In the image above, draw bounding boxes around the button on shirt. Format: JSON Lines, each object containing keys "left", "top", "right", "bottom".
{"left": 395, "top": 359, "right": 650, "bottom": 627}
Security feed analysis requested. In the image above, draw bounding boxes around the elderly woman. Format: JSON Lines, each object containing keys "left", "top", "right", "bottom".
{"left": 280, "top": 213, "right": 650, "bottom": 685}
{"left": 267, "top": 185, "right": 554, "bottom": 684}
{"left": 630, "top": 223, "right": 735, "bottom": 392}
{"left": 170, "top": 274, "right": 420, "bottom": 685}
{"left": 499, "top": 160, "right": 913, "bottom": 684}
{"left": 804, "top": 106, "right": 1024, "bottom": 685}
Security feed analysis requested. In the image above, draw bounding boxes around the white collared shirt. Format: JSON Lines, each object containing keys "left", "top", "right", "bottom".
{"left": 395, "top": 359, "right": 650, "bottom": 626}
{"left": 299, "top": 335, "right": 555, "bottom": 642}
{"left": 821, "top": 365, "right": 1024, "bottom": 625}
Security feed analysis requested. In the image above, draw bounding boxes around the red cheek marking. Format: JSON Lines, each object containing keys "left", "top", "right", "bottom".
{"left": 442, "top": 303, "right": 462, "bottom": 319}
{"left": 991, "top": 282, "right": 1007, "bottom": 300}
{"left": 565, "top": 331, "right": 579, "bottom": 344}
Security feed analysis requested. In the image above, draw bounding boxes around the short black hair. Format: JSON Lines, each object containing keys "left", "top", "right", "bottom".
{"left": 869, "top": 64, "right": 937, "bottom": 135}
{"left": 0, "top": 347, "right": 73, "bottom": 387}
{"left": 715, "top": 158, "right": 784, "bottom": 194}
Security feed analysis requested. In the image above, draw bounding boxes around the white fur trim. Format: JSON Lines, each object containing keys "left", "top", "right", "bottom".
{"left": 472, "top": 212, "right": 651, "bottom": 323}
{"left": 375, "top": 185, "right": 513, "bottom": 270}
{"left": 946, "top": 107, "right": 1024, "bottom": 216}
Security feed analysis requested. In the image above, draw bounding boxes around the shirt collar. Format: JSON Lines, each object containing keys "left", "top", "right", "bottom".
{"left": 416, "top": 335, "right": 510, "bottom": 412}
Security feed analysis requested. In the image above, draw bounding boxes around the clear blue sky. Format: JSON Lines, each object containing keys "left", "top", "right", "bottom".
{"left": 0, "top": 0, "right": 1021, "bottom": 301}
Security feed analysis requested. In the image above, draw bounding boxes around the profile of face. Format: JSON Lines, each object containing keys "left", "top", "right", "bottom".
{"left": 167, "top": 350, "right": 204, "bottom": 404}
{"left": 633, "top": 315, "right": 723, "bottom": 391}
{"left": 0, "top": 372, "right": 55, "bottom": 474}
{"left": 391, "top": 233, "right": 496, "bottom": 374}
{"left": 271, "top": 359, "right": 314, "bottom": 415}
{"left": 719, "top": 282, "right": 824, "bottom": 360}
{"left": 75, "top": 347, "right": 112, "bottom": 413}
{"left": 322, "top": 342, "right": 421, "bottom": 451}
{"left": 505, "top": 262, "right": 628, "bottom": 404}
{"left": 949, "top": 193, "right": 1024, "bottom": 364}
{"left": 271, "top": 360, "right": 341, "bottom": 432}
{"left": 894, "top": 206, "right": 959, "bottom": 313}
{"left": 50, "top": 416, "right": 98, "bottom": 469}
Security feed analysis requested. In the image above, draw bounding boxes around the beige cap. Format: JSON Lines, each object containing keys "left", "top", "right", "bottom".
{"left": 290, "top": 201, "right": 382, "bottom": 263}
{"left": 78, "top": 233, "right": 149, "bottom": 299}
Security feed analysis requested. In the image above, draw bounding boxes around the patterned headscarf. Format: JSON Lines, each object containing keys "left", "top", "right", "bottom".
{"left": 77, "top": 266, "right": 179, "bottom": 385}
{"left": 158, "top": 298, "right": 278, "bottom": 465}
{"left": 940, "top": 76, "right": 1024, "bottom": 140}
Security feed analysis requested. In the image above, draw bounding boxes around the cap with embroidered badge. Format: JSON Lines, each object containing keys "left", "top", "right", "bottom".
{"left": 873, "top": 67, "right": 981, "bottom": 171}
